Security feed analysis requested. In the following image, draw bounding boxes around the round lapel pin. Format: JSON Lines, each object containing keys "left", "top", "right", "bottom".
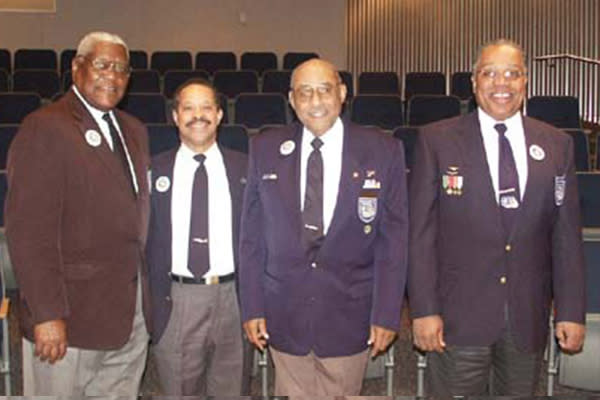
{"left": 85, "top": 129, "right": 102, "bottom": 147}
{"left": 529, "top": 144, "right": 545, "bottom": 161}
{"left": 280, "top": 140, "right": 295, "bottom": 156}
{"left": 155, "top": 176, "right": 171, "bottom": 193}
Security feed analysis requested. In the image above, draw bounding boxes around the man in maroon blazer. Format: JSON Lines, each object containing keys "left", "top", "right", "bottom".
{"left": 408, "top": 39, "right": 586, "bottom": 396}
{"left": 240, "top": 59, "right": 408, "bottom": 396}
{"left": 5, "top": 32, "right": 151, "bottom": 395}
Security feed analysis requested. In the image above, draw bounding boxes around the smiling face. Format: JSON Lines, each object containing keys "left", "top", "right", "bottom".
{"left": 172, "top": 83, "right": 223, "bottom": 154}
{"left": 289, "top": 59, "right": 347, "bottom": 136}
{"left": 72, "top": 41, "right": 129, "bottom": 111}
{"left": 472, "top": 43, "right": 527, "bottom": 121}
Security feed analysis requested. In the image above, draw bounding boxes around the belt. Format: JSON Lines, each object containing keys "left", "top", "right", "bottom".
{"left": 171, "top": 272, "right": 235, "bottom": 285}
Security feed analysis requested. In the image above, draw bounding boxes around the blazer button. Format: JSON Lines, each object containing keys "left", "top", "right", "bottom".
{"left": 165, "top": 296, "right": 171, "bottom": 301}
{"left": 500, "top": 276, "right": 507, "bottom": 284}
{"left": 311, "top": 262, "right": 317, "bottom": 269}
{"left": 505, "top": 244, "right": 512, "bottom": 252}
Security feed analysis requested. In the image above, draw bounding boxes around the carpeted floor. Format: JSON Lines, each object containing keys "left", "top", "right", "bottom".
{"left": 1, "top": 290, "right": 598, "bottom": 397}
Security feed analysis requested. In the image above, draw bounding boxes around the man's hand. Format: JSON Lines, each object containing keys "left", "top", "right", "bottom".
{"left": 412, "top": 315, "right": 445, "bottom": 353}
{"left": 34, "top": 319, "right": 67, "bottom": 364}
{"left": 243, "top": 318, "right": 269, "bottom": 351}
{"left": 368, "top": 325, "right": 397, "bottom": 357}
{"left": 556, "top": 321, "right": 585, "bottom": 353}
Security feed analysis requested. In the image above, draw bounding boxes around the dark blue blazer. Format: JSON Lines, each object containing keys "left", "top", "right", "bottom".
{"left": 408, "top": 111, "right": 586, "bottom": 352}
{"left": 239, "top": 120, "right": 409, "bottom": 357}
{"left": 146, "top": 145, "right": 247, "bottom": 342}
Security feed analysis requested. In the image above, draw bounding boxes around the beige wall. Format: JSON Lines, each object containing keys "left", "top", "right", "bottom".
{"left": 0, "top": 0, "right": 347, "bottom": 69}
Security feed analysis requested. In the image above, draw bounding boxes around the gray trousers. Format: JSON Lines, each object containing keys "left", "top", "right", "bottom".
{"left": 152, "top": 280, "right": 244, "bottom": 396}
{"left": 22, "top": 277, "right": 149, "bottom": 397}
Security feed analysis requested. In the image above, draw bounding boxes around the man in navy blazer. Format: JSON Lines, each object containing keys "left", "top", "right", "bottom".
{"left": 146, "top": 79, "right": 248, "bottom": 395}
{"left": 408, "top": 39, "right": 586, "bottom": 396}
{"left": 240, "top": 59, "right": 408, "bottom": 396}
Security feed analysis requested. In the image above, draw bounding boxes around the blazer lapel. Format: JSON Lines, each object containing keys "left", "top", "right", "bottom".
{"left": 277, "top": 124, "right": 303, "bottom": 232}
{"left": 152, "top": 149, "right": 177, "bottom": 266}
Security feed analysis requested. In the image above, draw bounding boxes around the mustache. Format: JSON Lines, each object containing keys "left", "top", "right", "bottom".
{"left": 185, "top": 117, "right": 211, "bottom": 127}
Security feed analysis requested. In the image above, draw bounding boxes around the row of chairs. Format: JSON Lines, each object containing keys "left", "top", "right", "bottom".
{"left": 0, "top": 48, "right": 318, "bottom": 75}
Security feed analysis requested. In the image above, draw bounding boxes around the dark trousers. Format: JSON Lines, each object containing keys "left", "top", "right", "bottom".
{"left": 426, "top": 327, "right": 543, "bottom": 396}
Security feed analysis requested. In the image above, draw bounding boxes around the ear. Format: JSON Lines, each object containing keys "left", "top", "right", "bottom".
{"left": 216, "top": 108, "right": 224, "bottom": 125}
{"left": 288, "top": 89, "right": 297, "bottom": 112}
{"left": 338, "top": 83, "right": 348, "bottom": 103}
{"left": 172, "top": 109, "right": 180, "bottom": 127}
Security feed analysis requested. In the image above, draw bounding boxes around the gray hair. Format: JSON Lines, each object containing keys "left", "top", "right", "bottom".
{"left": 472, "top": 38, "right": 527, "bottom": 73}
{"left": 75, "top": 31, "right": 129, "bottom": 60}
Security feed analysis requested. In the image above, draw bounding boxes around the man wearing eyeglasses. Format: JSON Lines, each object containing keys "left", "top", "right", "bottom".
{"left": 240, "top": 58, "right": 408, "bottom": 396}
{"left": 6, "top": 31, "right": 151, "bottom": 395}
{"left": 408, "top": 39, "right": 586, "bottom": 396}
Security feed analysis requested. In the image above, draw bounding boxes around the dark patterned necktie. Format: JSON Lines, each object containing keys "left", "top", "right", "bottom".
{"left": 495, "top": 123, "right": 520, "bottom": 234}
{"left": 188, "top": 154, "right": 210, "bottom": 277}
{"left": 302, "top": 137, "right": 325, "bottom": 258}
{"left": 102, "top": 113, "right": 134, "bottom": 193}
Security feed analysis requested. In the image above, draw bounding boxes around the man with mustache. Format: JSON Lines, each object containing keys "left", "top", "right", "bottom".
{"left": 5, "top": 31, "right": 151, "bottom": 395}
{"left": 146, "top": 79, "right": 248, "bottom": 395}
{"left": 408, "top": 39, "right": 586, "bottom": 396}
{"left": 240, "top": 59, "right": 408, "bottom": 396}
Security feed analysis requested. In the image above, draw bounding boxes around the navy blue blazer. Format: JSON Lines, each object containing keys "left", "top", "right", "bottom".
{"left": 146, "top": 145, "right": 247, "bottom": 342}
{"left": 408, "top": 111, "right": 586, "bottom": 352}
{"left": 239, "top": 121, "right": 409, "bottom": 357}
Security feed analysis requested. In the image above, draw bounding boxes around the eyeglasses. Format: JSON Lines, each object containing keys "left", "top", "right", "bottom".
{"left": 83, "top": 56, "right": 131, "bottom": 75}
{"left": 477, "top": 68, "right": 525, "bottom": 81}
{"left": 292, "top": 84, "right": 337, "bottom": 102}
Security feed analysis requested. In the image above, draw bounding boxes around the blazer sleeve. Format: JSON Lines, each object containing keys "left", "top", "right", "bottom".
{"left": 370, "top": 138, "right": 409, "bottom": 330}
{"left": 5, "top": 115, "right": 69, "bottom": 324}
{"left": 238, "top": 136, "right": 267, "bottom": 322}
{"left": 552, "top": 136, "right": 586, "bottom": 324}
{"left": 407, "top": 127, "right": 442, "bottom": 318}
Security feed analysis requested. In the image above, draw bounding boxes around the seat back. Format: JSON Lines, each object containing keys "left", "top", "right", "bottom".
{"left": 0, "top": 93, "right": 42, "bottom": 123}
{"left": 0, "top": 124, "right": 19, "bottom": 170}
{"left": 405, "top": 72, "right": 446, "bottom": 100}
{"left": 0, "top": 49, "right": 10, "bottom": 74}
{"left": 407, "top": 95, "right": 461, "bottom": 126}
{"left": 282, "top": 52, "right": 318, "bottom": 70}
{"left": 577, "top": 172, "right": 600, "bottom": 227}
{"left": 392, "top": 126, "right": 419, "bottom": 170}
{"left": 118, "top": 93, "right": 167, "bottom": 123}
{"left": 527, "top": 95, "right": 581, "bottom": 129}
{"left": 358, "top": 72, "right": 400, "bottom": 95}
{"left": 450, "top": 71, "right": 473, "bottom": 100}
{"left": 350, "top": 94, "right": 404, "bottom": 129}
{"left": 562, "top": 129, "right": 589, "bottom": 171}
{"left": 163, "top": 70, "right": 210, "bottom": 99}
{"left": 127, "top": 70, "right": 161, "bottom": 93}
{"left": 14, "top": 49, "right": 57, "bottom": 70}
{"left": 218, "top": 124, "right": 249, "bottom": 154}
{"left": 195, "top": 52, "right": 236, "bottom": 75}
{"left": 213, "top": 70, "right": 258, "bottom": 98}
{"left": 151, "top": 51, "right": 192, "bottom": 75}
{"left": 146, "top": 123, "right": 179, "bottom": 155}
{"left": 262, "top": 70, "right": 291, "bottom": 96}
{"left": 241, "top": 52, "right": 277, "bottom": 76}
{"left": 60, "top": 49, "right": 76, "bottom": 73}
{"left": 129, "top": 50, "right": 148, "bottom": 69}
{"left": 234, "top": 93, "right": 287, "bottom": 129}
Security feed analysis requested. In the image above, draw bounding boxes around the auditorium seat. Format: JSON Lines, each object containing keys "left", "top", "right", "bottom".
{"left": 0, "top": 172, "right": 6, "bottom": 226}
{"left": 0, "top": 70, "right": 8, "bottom": 92}
{"left": 407, "top": 95, "right": 461, "bottom": 126}
{"left": 283, "top": 52, "right": 318, "bottom": 70}
{"left": 195, "top": 52, "right": 236, "bottom": 75}
{"left": 577, "top": 172, "right": 600, "bottom": 227}
{"left": 392, "top": 126, "right": 419, "bottom": 170}
{"left": 127, "top": 70, "right": 161, "bottom": 94}
{"left": 262, "top": 70, "right": 291, "bottom": 96}
{"left": 218, "top": 124, "right": 249, "bottom": 154}
{"left": 62, "top": 70, "right": 72, "bottom": 92}
{"left": 13, "top": 69, "right": 61, "bottom": 99}
{"left": 213, "top": 70, "right": 258, "bottom": 98}
{"left": 118, "top": 93, "right": 167, "bottom": 123}
{"left": 129, "top": 50, "right": 148, "bottom": 70}
{"left": 0, "top": 93, "right": 42, "bottom": 123}
{"left": 146, "top": 123, "right": 179, "bottom": 155}
{"left": 450, "top": 71, "right": 473, "bottom": 100}
{"left": 60, "top": 49, "right": 76, "bottom": 73}
{"left": 151, "top": 51, "right": 192, "bottom": 75}
{"left": 14, "top": 49, "right": 57, "bottom": 70}
{"left": 234, "top": 93, "right": 287, "bottom": 129}
{"left": 0, "top": 49, "right": 10, "bottom": 74}
{"left": 404, "top": 72, "right": 446, "bottom": 101}
{"left": 527, "top": 96, "right": 581, "bottom": 129}
{"left": 350, "top": 94, "right": 404, "bottom": 130}
{"left": 561, "top": 129, "right": 589, "bottom": 171}
{"left": 339, "top": 70, "right": 354, "bottom": 99}
{"left": 163, "top": 70, "right": 210, "bottom": 99}
{"left": 358, "top": 72, "right": 400, "bottom": 95}
{"left": 0, "top": 124, "right": 18, "bottom": 170}
{"left": 241, "top": 52, "right": 277, "bottom": 76}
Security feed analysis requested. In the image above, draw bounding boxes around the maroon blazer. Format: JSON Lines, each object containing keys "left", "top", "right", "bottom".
{"left": 408, "top": 111, "right": 586, "bottom": 352}
{"left": 5, "top": 89, "right": 151, "bottom": 349}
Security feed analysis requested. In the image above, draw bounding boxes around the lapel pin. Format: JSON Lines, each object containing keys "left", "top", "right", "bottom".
{"left": 352, "top": 171, "right": 359, "bottom": 179}
{"left": 363, "top": 224, "right": 372, "bottom": 234}
{"left": 280, "top": 140, "right": 295, "bottom": 156}
{"left": 155, "top": 176, "right": 171, "bottom": 193}
{"left": 240, "top": 177, "right": 247, "bottom": 185}
{"left": 85, "top": 129, "right": 102, "bottom": 147}
{"left": 529, "top": 144, "right": 545, "bottom": 161}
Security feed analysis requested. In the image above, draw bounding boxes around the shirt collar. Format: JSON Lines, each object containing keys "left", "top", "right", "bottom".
{"left": 178, "top": 140, "right": 219, "bottom": 163}
{"left": 302, "top": 117, "right": 344, "bottom": 149}
{"left": 477, "top": 107, "right": 523, "bottom": 134}
{"left": 72, "top": 85, "right": 114, "bottom": 121}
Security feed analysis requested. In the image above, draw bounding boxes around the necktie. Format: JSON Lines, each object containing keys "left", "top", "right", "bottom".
{"left": 495, "top": 123, "right": 520, "bottom": 234}
{"left": 302, "top": 137, "right": 324, "bottom": 259}
{"left": 188, "top": 154, "right": 210, "bottom": 278}
{"left": 102, "top": 113, "right": 134, "bottom": 193}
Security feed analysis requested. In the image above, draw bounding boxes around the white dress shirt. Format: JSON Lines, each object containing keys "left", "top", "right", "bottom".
{"left": 171, "top": 142, "right": 235, "bottom": 278}
{"left": 300, "top": 117, "right": 344, "bottom": 234}
{"left": 73, "top": 85, "right": 139, "bottom": 193}
{"left": 478, "top": 108, "right": 528, "bottom": 203}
